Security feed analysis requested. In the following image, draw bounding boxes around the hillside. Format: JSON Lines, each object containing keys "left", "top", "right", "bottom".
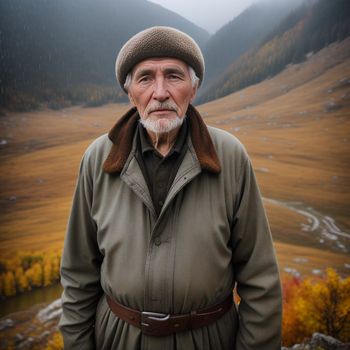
{"left": 199, "top": 0, "right": 350, "bottom": 103}
{"left": 0, "top": 0, "right": 209, "bottom": 110}
{"left": 202, "top": 0, "right": 301, "bottom": 89}
{"left": 198, "top": 37, "right": 350, "bottom": 276}
{"left": 1, "top": 37, "right": 349, "bottom": 280}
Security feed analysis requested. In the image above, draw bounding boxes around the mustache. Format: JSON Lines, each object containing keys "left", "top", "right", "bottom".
{"left": 146, "top": 102, "right": 178, "bottom": 114}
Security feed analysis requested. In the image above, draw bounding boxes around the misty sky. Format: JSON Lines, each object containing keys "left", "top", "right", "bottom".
{"left": 149, "top": 0, "right": 292, "bottom": 33}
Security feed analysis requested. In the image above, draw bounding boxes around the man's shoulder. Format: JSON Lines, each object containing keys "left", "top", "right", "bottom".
{"left": 82, "top": 133, "right": 113, "bottom": 164}
{"left": 207, "top": 125, "right": 248, "bottom": 157}
{"left": 86, "top": 133, "right": 111, "bottom": 150}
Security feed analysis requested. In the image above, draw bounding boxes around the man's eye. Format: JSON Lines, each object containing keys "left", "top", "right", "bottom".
{"left": 138, "top": 76, "right": 151, "bottom": 83}
{"left": 168, "top": 74, "right": 181, "bottom": 80}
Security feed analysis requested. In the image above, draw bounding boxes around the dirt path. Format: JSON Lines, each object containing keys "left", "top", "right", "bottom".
{"left": 264, "top": 197, "right": 350, "bottom": 253}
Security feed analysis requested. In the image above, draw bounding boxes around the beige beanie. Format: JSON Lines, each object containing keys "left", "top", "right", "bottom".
{"left": 115, "top": 26, "right": 205, "bottom": 92}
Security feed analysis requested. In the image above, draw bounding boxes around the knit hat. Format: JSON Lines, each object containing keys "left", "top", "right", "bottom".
{"left": 115, "top": 26, "right": 205, "bottom": 92}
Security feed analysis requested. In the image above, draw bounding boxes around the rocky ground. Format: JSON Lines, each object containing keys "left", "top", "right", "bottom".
{"left": 282, "top": 333, "right": 350, "bottom": 350}
{"left": 1, "top": 299, "right": 349, "bottom": 349}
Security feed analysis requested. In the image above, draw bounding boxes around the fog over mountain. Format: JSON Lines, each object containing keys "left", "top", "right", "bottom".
{"left": 1, "top": 0, "right": 348, "bottom": 111}
{"left": 150, "top": 0, "right": 302, "bottom": 33}
{"left": 199, "top": 0, "right": 350, "bottom": 103}
{"left": 201, "top": 0, "right": 301, "bottom": 89}
{"left": 0, "top": 0, "right": 209, "bottom": 107}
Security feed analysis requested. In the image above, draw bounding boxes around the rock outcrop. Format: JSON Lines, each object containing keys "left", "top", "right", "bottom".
{"left": 282, "top": 333, "right": 350, "bottom": 350}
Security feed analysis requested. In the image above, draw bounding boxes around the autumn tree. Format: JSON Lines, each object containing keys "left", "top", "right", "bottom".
{"left": 296, "top": 269, "right": 350, "bottom": 341}
{"left": 15, "top": 266, "right": 29, "bottom": 292}
{"left": 0, "top": 250, "right": 62, "bottom": 297}
{"left": 2, "top": 271, "right": 16, "bottom": 297}
{"left": 282, "top": 269, "right": 350, "bottom": 346}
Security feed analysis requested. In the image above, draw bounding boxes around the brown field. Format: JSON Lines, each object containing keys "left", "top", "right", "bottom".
{"left": 1, "top": 39, "right": 350, "bottom": 279}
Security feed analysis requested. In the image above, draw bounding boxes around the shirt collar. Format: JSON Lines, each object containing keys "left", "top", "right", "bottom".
{"left": 103, "top": 104, "right": 221, "bottom": 174}
{"left": 138, "top": 117, "right": 188, "bottom": 156}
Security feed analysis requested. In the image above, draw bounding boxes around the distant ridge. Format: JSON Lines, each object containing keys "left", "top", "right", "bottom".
{"left": 0, "top": 0, "right": 209, "bottom": 110}
{"left": 3, "top": 0, "right": 349, "bottom": 112}
{"left": 202, "top": 0, "right": 302, "bottom": 90}
{"left": 198, "top": 0, "right": 350, "bottom": 104}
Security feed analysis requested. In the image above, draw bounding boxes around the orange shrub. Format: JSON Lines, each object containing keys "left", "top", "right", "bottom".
{"left": 282, "top": 268, "right": 350, "bottom": 346}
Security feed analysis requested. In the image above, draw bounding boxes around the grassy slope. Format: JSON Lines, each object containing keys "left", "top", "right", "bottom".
{"left": 1, "top": 40, "right": 349, "bottom": 278}
{"left": 0, "top": 104, "right": 129, "bottom": 253}
{"left": 199, "top": 38, "right": 350, "bottom": 277}
{"left": 199, "top": 39, "right": 350, "bottom": 223}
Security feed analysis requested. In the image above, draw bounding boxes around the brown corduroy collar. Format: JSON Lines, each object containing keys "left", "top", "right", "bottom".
{"left": 103, "top": 104, "right": 221, "bottom": 174}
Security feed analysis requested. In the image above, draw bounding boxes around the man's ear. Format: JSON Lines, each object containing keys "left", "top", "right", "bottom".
{"left": 128, "top": 91, "right": 135, "bottom": 106}
{"left": 190, "top": 85, "right": 198, "bottom": 103}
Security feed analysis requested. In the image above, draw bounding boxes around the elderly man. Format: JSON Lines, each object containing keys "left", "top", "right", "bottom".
{"left": 59, "top": 26, "right": 282, "bottom": 350}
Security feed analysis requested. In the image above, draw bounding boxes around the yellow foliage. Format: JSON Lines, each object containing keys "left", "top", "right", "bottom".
{"left": 45, "top": 331, "right": 63, "bottom": 350}
{"left": 2, "top": 271, "right": 16, "bottom": 297}
{"left": 0, "top": 250, "right": 62, "bottom": 298}
{"left": 31, "top": 262, "right": 43, "bottom": 287}
{"left": 25, "top": 267, "right": 35, "bottom": 286}
{"left": 43, "top": 258, "right": 53, "bottom": 287}
{"left": 51, "top": 255, "right": 60, "bottom": 279}
{"left": 18, "top": 273, "right": 29, "bottom": 292}
{"left": 15, "top": 267, "right": 29, "bottom": 292}
{"left": 282, "top": 269, "right": 350, "bottom": 346}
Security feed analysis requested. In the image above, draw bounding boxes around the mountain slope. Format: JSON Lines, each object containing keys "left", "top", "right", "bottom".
{"left": 199, "top": 0, "right": 350, "bottom": 103}
{"left": 202, "top": 0, "right": 302, "bottom": 89}
{"left": 199, "top": 37, "right": 350, "bottom": 245}
{"left": 0, "top": 0, "right": 209, "bottom": 108}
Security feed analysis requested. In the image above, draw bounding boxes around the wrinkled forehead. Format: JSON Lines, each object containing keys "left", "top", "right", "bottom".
{"left": 131, "top": 57, "right": 189, "bottom": 77}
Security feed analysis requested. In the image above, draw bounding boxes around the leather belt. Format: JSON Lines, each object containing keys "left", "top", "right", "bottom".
{"left": 106, "top": 293, "right": 233, "bottom": 337}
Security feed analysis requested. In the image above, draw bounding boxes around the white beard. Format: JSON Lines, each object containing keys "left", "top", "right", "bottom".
{"left": 140, "top": 116, "right": 184, "bottom": 134}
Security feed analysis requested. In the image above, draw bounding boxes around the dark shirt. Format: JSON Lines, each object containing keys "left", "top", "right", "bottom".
{"left": 135, "top": 119, "right": 188, "bottom": 216}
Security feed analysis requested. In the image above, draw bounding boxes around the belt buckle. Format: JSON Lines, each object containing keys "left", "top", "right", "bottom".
{"left": 141, "top": 311, "right": 170, "bottom": 336}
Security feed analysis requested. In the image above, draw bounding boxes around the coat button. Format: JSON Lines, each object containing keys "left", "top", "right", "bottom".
{"left": 154, "top": 237, "right": 161, "bottom": 246}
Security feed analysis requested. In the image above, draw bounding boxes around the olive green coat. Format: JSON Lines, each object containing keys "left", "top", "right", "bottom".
{"left": 59, "top": 105, "right": 282, "bottom": 350}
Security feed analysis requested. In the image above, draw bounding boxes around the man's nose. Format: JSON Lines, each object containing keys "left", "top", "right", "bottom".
{"left": 152, "top": 78, "right": 169, "bottom": 101}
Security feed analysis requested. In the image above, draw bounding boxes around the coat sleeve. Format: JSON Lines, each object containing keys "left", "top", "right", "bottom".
{"left": 231, "top": 157, "right": 282, "bottom": 350}
{"left": 59, "top": 151, "right": 103, "bottom": 349}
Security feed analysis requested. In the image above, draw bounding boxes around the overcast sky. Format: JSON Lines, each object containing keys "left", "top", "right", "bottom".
{"left": 149, "top": 0, "right": 293, "bottom": 34}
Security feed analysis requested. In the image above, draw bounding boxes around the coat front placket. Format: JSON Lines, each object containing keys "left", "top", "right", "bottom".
{"left": 120, "top": 144, "right": 201, "bottom": 350}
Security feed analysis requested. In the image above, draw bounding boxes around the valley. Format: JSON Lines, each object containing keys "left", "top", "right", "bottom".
{"left": 1, "top": 38, "right": 349, "bottom": 285}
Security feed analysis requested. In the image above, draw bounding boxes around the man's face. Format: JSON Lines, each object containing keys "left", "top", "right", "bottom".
{"left": 127, "top": 57, "right": 197, "bottom": 134}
